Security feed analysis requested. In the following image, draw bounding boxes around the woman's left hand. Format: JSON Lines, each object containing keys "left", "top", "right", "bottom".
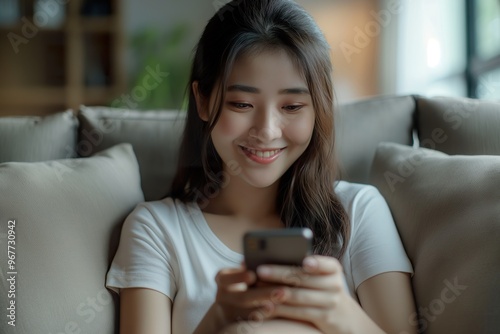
{"left": 255, "top": 255, "right": 370, "bottom": 334}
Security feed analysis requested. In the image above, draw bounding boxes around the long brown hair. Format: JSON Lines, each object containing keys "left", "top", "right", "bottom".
{"left": 171, "top": 0, "right": 350, "bottom": 258}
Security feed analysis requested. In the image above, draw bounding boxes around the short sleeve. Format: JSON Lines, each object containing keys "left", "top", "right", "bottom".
{"left": 105, "top": 203, "right": 177, "bottom": 299}
{"left": 347, "top": 185, "right": 413, "bottom": 290}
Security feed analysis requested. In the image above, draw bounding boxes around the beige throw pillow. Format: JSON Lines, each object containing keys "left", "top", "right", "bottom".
{"left": 370, "top": 142, "right": 500, "bottom": 334}
{"left": 0, "top": 143, "right": 144, "bottom": 334}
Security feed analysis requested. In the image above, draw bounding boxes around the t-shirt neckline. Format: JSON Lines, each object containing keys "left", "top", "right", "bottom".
{"left": 186, "top": 201, "right": 243, "bottom": 264}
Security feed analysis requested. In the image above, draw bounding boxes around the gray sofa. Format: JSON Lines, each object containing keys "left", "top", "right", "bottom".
{"left": 0, "top": 95, "right": 499, "bottom": 334}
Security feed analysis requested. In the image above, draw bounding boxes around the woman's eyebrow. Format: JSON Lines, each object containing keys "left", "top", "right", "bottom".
{"left": 227, "top": 84, "right": 310, "bottom": 95}
{"left": 279, "top": 87, "right": 310, "bottom": 95}
{"left": 227, "top": 84, "right": 260, "bottom": 93}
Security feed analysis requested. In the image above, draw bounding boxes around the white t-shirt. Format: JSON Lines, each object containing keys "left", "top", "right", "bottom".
{"left": 106, "top": 181, "right": 413, "bottom": 334}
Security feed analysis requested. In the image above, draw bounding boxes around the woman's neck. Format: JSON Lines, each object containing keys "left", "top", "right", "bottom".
{"left": 201, "top": 173, "right": 280, "bottom": 223}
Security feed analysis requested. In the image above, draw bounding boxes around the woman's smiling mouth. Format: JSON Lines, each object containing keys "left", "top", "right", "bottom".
{"left": 239, "top": 145, "right": 285, "bottom": 164}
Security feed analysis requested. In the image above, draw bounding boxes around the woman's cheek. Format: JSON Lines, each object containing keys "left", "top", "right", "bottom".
{"left": 215, "top": 112, "right": 247, "bottom": 137}
{"left": 286, "top": 116, "right": 315, "bottom": 145}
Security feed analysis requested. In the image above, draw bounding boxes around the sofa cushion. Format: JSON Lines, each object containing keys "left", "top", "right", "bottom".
{"left": 370, "top": 142, "right": 500, "bottom": 334}
{"left": 336, "top": 95, "right": 415, "bottom": 184}
{"left": 0, "top": 110, "right": 78, "bottom": 163}
{"left": 78, "top": 106, "right": 185, "bottom": 201}
{"left": 0, "top": 143, "right": 144, "bottom": 334}
{"left": 417, "top": 96, "right": 500, "bottom": 155}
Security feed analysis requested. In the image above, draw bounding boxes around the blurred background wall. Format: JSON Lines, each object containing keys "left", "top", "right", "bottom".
{"left": 0, "top": 0, "right": 499, "bottom": 115}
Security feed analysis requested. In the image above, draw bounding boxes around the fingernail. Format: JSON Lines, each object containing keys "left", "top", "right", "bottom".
{"left": 257, "top": 266, "right": 272, "bottom": 277}
{"left": 303, "top": 257, "right": 317, "bottom": 269}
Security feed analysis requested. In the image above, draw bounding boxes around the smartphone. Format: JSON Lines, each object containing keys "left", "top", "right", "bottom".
{"left": 243, "top": 228, "right": 313, "bottom": 272}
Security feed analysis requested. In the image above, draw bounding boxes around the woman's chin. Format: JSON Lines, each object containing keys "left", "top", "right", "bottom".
{"left": 239, "top": 174, "right": 281, "bottom": 190}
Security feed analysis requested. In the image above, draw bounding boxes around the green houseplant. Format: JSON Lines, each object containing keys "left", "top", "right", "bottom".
{"left": 125, "top": 24, "right": 191, "bottom": 110}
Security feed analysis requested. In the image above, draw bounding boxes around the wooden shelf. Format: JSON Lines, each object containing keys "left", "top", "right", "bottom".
{"left": 0, "top": 23, "right": 67, "bottom": 32}
{"left": 84, "top": 86, "right": 120, "bottom": 105}
{"left": 81, "top": 17, "right": 118, "bottom": 32}
{"left": 0, "top": 18, "right": 117, "bottom": 33}
{"left": 0, "top": 87, "right": 66, "bottom": 107}
{"left": 0, "top": 0, "right": 124, "bottom": 116}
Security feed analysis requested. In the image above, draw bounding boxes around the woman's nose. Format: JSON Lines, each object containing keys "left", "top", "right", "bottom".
{"left": 249, "top": 108, "right": 283, "bottom": 143}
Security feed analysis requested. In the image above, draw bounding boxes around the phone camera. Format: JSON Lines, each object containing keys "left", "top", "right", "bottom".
{"left": 258, "top": 239, "right": 267, "bottom": 250}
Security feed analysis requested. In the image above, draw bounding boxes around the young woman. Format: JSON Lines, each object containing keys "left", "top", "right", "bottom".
{"left": 106, "top": 1, "right": 417, "bottom": 333}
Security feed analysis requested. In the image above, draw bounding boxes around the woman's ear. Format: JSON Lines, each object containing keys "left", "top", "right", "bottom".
{"left": 192, "top": 81, "right": 209, "bottom": 121}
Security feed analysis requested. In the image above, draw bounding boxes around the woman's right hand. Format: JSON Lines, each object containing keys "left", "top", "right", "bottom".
{"left": 213, "top": 265, "right": 287, "bottom": 325}
{"left": 194, "top": 265, "right": 320, "bottom": 334}
{"left": 194, "top": 264, "right": 289, "bottom": 334}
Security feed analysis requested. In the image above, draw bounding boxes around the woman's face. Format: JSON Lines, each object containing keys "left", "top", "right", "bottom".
{"left": 203, "top": 49, "right": 315, "bottom": 189}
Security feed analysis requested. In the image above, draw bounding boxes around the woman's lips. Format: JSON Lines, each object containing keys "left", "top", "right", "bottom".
{"left": 239, "top": 146, "right": 285, "bottom": 164}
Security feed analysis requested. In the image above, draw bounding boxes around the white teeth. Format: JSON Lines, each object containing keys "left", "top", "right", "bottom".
{"left": 244, "top": 147, "right": 281, "bottom": 158}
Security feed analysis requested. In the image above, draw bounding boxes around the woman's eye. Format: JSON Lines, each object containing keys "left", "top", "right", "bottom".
{"left": 229, "top": 102, "right": 252, "bottom": 109}
{"left": 283, "top": 105, "right": 303, "bottom": 112}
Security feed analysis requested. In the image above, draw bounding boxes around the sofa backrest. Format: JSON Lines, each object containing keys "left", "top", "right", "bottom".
{"left": 335, "top": 95, "right": 416, "bottom": 183}
{"left": 77, "top": 105, "right": 185, "bottom": 201}
{"left": 0, "top": 110, "right": 78, "bottom": 163}
{"left": 417, "top": 96, "right": 500, "bottom": 154}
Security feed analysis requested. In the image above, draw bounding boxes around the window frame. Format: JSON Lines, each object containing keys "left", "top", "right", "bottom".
{"left": 465, "top": 0, "right": 500, "bottom": 98}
